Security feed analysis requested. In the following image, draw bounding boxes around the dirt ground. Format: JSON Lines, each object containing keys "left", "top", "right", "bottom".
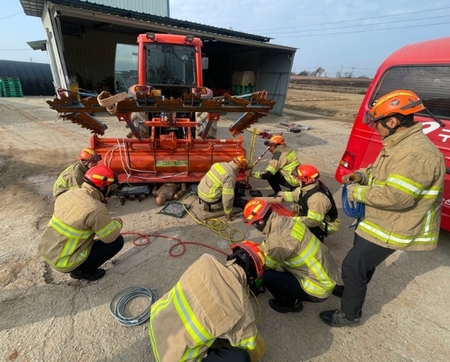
{"left": 1, "top": 86, "right": 450, "bottom": 362}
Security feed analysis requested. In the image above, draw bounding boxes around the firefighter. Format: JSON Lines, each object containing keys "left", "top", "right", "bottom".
{"left": 198, "top": 156, "right": 247, "bottom": 221}
{"left": 149, "top": 241, "right": 266, "bottom": 362}
{"left": 320, "top": 90, "right": 445, "bottom": 327}
{"left": 278, "top": 164, "right": 340, "bottom": 242}
{"left": 248, "top": 135, "right": 300, "bottom": 196}
{"left": 243, "top": 199, "right": 338, "bottom": 314}
{"left": 39, "top": 165, "right": 124, "bottom": 281}
{"left": 53, "top": 148, "right": 102, "bottom": 198}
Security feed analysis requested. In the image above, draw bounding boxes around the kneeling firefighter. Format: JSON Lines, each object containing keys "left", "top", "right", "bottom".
{"left": 278, "top": 164, "right": 340, "bottom": 242}
{"left": 149, "top": 241, "right": 266, "bottom": 362}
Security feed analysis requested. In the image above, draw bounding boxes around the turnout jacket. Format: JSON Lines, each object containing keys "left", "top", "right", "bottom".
{"left": 350, "top": 123, "right": 445, "bottom": 251}
{"left": 281, "top": 182, "right": 340, "bottom": 235}
{"left": 38, "top": 183, "right": 123, "bottom": 272}
{"left": 261, "top": 213, "right": 338, "bottom": 298}
{"left": 149, "top": 254, "right": 261, "bottom": 362}
{"left": 198, "top": 161, "right": 240, "bottom": 215}
{"left": 53, "top": 161, "right": 88, "bottom": 197}
{"left": 251, "top": 144, "right": 300, "bottom": 187}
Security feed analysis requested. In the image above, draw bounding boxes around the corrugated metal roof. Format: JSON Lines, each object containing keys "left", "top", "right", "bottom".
{"left": 19, "top": 0, "right": 295, "bottom": 50}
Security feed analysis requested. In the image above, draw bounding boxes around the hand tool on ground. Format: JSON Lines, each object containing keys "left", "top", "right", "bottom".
{"left": 277, "top": 122, "right": 302, "bottom": 133}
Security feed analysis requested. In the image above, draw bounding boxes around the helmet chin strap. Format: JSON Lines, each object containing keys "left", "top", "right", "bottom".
{"left": 379, "top": 119, "right": 399, "bottom": 138}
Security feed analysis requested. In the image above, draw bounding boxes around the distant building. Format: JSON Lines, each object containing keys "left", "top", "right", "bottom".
{"left": 0, "top": 60, "right": 54, "bottom": 96}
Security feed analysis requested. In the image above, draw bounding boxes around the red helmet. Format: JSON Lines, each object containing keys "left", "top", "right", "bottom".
{"left": 231, "top": 241, "right": 266, "bottom": 278}
{"left": 78, "top": 148, "right": 102, "bottom": 163}
{"left": 264, "top": 134, "right": 285, "bottom": 147}
{"left": 83, "top": 165, "right": 115, "bottom": 188}
{"left": 243, "top": 199, "right": 271, "bottom": 224}
{"left": 233, "top": 156, "right": 247, "bottom": 170}
{"left": 292, "top": 164, "right": 320, "bottom": 185}
{"left": 363, "top": 90, "right": 425, "bottom": 127}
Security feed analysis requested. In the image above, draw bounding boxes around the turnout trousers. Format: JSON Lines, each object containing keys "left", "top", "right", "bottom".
{"left": 341, "top": 233, "right": 395, "bottom": 319}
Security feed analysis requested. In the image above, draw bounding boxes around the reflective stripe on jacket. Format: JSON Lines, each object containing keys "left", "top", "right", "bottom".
{"left": 149, "top": 254, "right": 259, "bottom": 362}
{"left": 198, "top": 161, "right": 239, "bottom": 215}
{"left": 53, "top": 161, "right": 87, "bottom": 197}
{"left": 261, "top": 213, "right": 338, "bottom": 298}
{"left": 252, "top": 145, "right": 300, "bottom": 187}
{"left": 352, "top": 123, "right": 445, "bottom": 251}
{"left": 38, "top": 183, "right": 123, "bottom": 272}
{"left": 282, "top": 183, "right": 340, "bottom": 235}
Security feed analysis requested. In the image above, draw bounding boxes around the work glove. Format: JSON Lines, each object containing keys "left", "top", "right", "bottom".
{"left": 226, "top": 213, "right": 233, "bottom": 222}
{"left": 345, "top": 183, "right": 358, "bottom": 202}
{"left": 248, "top": 334, "right": 266, "bottom": 362}
{"left": 342, "top": 171, "right": 363, "bottom": 184}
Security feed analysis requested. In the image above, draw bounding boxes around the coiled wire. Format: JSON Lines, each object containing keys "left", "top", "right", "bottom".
{"left": 109, "top": 286, "right": 158, "bottom": 326}
{"left": 341, "top": 183, "right": 365, "bottom": 227}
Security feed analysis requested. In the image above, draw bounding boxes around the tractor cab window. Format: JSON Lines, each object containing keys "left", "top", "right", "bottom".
{"left": 145, "top": 43, "right": 196, "bottom": 86}
{"left": 114, "top": 44, "right": 139, "bottom": 93}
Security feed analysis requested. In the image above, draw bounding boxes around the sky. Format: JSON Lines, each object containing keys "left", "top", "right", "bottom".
{"left": 1, "top": 0, "right": 450, "bottom": 78}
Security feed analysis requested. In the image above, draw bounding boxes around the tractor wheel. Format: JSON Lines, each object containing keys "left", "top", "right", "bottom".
{"left": 195, "top": 112, "right": 217, "bottom": 139}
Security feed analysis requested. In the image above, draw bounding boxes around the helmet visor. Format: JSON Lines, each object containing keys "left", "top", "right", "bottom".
{"left": 362, "top": 111, "right": 377, "bottom": 128}
{"left": 90, "top": 154, "right": 102, "bottom": 162}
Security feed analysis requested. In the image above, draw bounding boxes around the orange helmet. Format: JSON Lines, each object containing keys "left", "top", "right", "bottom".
{"left": 83, "top": 165, "right": 116, "bottom": 188}
{"left": 264, "top": 134, "right": 285, "bottom": 147}
{"left": 292, "top": 164, "right": 320, "bottom": 185}
{"left": 363, "top": 90, "right": 424, "bottom": 127}
{"left": 243, "top": 199, "right": 271, "bottom": 224}
{"left": 233, "top": 156, "right": 247, "bottom": 170}
{"left": 78, "top": 148, "right": 102, "bottom": 163}
{"left": 230, "top": 241, "right": 266, "bottom": 279}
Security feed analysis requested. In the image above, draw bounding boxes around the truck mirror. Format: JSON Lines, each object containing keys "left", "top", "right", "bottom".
{"left": 202, "top": 57, "right": 209, "bottom": 70}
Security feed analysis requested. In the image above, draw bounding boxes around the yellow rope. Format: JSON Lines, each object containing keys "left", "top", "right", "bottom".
{"left": 181, "top": 193, "right": 246, "bottom": 245}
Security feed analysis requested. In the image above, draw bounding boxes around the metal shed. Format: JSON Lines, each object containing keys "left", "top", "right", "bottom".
{"left": 20, "top": 0, "right": 296, "bottom": 115}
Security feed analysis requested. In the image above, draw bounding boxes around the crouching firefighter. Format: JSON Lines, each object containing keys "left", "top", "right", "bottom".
{"left": 149, "top": 241, "right": 266, "bottom": 362}
{"left": 279, "top": 164, "right": 340, "bottom": 242}
{"left": 198, "top": 156, "right": 248, "bottom": 221}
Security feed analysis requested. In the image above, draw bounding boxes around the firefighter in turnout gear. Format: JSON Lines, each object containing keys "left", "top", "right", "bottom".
{"left": 243, "top": 199, "right": 338, "bottom": 314}
{"left": 198, "top": 156, "right": 247, "bottom": 221}
{"left": 279, "top": 164, "right": 340, "bottom": 242}
{"left": 53, "top": 148, "right": 102, "bottom": 198}
{"left": 320, "top": 90, "right": 446, "bottom": 328}
{"left": 39, "top": 165, "right": 124, "bottom": 281}
{"left": 149, "top": 241, "right": 267, "bottom": 362}
{"left": 248, "top": 135, "right": 300, "bottom": 196}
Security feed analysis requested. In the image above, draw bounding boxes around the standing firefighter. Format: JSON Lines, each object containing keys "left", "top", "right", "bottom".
{"left": 149, "top": 242, "right": 266, "bottom": 362}
{"left": 53, "top": 148, "right": 102, "bottom": 198}
{"left": 243, "top": 199, "right": 338, "bottom": 314}
{"left": 248, "top": 135, "right": 300, "bottom": 196}
{"left": 198, "top": 156, "right": 247, "bottom": 221}
{"left": 39, "top": 165, "right": 124, "bottom": 281}
{"left": 320, "top": 90, "right": 445, "bottom": 327}
{"left": 279, "top": 164, "right": 340, "bottom": 242}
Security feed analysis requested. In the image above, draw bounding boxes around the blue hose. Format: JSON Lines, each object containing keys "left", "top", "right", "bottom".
{"left": 341, "top": 183, "right": 365, "bottom": 227}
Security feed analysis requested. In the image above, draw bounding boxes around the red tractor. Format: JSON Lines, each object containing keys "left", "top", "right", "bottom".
{"left": 48, "top": 33, "right": 275, "bottom": 201}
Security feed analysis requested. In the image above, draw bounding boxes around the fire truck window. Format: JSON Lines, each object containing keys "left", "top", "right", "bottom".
{"left": 372, "top": 66, "right": 450, "bottom": 119}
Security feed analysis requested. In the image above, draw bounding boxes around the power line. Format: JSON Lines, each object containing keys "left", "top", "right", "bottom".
{"left": 264, "top": 14, "right": 450, "bottom": 35}
{"left": 0, "top": 11, "right": 23, "bottom": 21}
{"left": 273, "top": 21, "right": 449, "bottom": 38}
{"left": 242, "top": 6, "right": 450, "bottom": 32}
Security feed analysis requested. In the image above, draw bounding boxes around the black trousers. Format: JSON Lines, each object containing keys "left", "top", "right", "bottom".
{"left": 203, "top": 347, "right": 250, "bottom": 362}
{"left": 341, "top": 233, "right": 395, "bottom": 319}
{"left": 263, "top": 269, "right": 325, "bottom": 307}
{"left": 72, "top": 235, "right": 124, "bottom": 273}
{"left": 267, "top": 172, "right": 297, "bottom": 194}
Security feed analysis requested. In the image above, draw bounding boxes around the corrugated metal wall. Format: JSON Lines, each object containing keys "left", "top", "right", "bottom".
{"left": 0, "top": 60, "right": 54, "bottom": 96}
{"left": 82, "top": 0, "right": 169, "bottom": 16}
{"left": 63, "top": 29, "right": 137, "bottom": 92}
